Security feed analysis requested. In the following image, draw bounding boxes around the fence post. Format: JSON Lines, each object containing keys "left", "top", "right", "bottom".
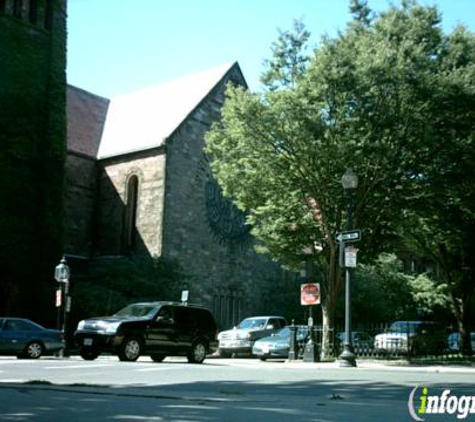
{"left": 288, "top": 320, "right": 297, "bottom": 361}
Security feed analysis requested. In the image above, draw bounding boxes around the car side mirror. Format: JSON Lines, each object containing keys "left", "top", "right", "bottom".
{"left": 267, "top": 324, "right": 274, "bottom": 330}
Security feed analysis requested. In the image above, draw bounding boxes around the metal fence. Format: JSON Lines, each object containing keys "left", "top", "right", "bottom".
{"left": 291, "top": 322, "right": 475, "bottom": 361}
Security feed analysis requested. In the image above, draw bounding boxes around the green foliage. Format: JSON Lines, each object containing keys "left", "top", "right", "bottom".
{"left": 205, "top": 1, "right": 475, "bottom": 334}
{"left": 261, "top": 19, "right": 311, "bottom": 91}
{"left": 352, "top": 254, "right": 416, "bottom": 322}
{"left": 70, "top": 257, "right": 185, "bottom": 321}
{"left": 352, "top": 254, "right": 451, "bottom": 323}
{"left": 408, "top": 273, "right": 450, "bottom": 315}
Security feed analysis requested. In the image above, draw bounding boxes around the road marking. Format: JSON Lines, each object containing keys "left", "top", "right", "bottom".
{"left": 134, "top": 366, "right": 181, "bottom": 372}
{"left": 45, "top": 364, "right": 117, "bottom": 369}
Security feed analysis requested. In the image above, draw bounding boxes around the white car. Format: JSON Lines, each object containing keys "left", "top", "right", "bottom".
{"left": 374, "top": 321, "right": 446, "bottom": 355}
{"left": 217, "top": 316, "right": 287, "bottom": 357}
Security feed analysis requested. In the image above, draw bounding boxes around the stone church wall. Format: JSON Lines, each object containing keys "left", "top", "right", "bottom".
{"left": 64, "top": 153, "right": 98, "bottom": 257}
{"left": 162, "top": 66, "right": 283, "bottom": 328}
{"left": 96, "top": 150, "right": 166, "bottom": 258}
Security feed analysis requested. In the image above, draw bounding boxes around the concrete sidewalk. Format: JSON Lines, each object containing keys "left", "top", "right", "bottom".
{"left": 282, "top": 358, "right": 475, "bottom": 374}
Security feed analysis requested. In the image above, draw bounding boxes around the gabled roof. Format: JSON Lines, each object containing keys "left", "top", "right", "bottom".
{"left": 67, "top": 86, "right": 109, "bottom": 158}
{"left": 97, "top": 62, "right": 240, "bottom": 159}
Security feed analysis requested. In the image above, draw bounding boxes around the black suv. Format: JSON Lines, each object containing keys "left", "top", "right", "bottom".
{"left": 74, "top": 302, "right": 218, "bottom": 363}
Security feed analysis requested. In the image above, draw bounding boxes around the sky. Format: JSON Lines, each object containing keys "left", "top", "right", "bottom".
{"left": 67, "top": 0, "right": 475, "bottom": 99}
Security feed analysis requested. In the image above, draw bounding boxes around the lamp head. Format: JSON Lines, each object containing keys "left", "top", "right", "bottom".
{"left": 341, "top": 168, "right": 358, "bottom": 190}
{"left": 54, "top": 256, "right": 70, "bottom": 282}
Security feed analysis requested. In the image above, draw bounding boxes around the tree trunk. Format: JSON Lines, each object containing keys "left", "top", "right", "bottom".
{"left": 320, "top": 303, "right": 333, "bottom": 360}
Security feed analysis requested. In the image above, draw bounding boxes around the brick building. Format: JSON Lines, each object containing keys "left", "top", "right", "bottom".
{"left": 66, "top": 63, "right": 286, "bottom": 328}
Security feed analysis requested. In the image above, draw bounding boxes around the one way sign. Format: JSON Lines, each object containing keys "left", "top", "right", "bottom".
{"left": 336, "top": 230, "right": 361, "bottom": 243}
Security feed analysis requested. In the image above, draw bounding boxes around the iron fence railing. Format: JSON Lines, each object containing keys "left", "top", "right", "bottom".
{"left": 289, "top": 322, "right": 474, "bottom": 360}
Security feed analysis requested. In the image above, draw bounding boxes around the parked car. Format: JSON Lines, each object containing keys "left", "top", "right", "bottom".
{"left": 335, "top": 331, "right": 374, "bottom": 354}
{"left": 252, "top": 325, "right": 309, "bottom": 360}
{"left": 447, "top": 332, "right": 475, "bottom": 353}
{"left": 74, "top": 301, "right": 218, "bottom": 363}
{"left": 217, "top": 316, "right": 287, "bottom": 357}
{"left": 0, "top": 318, "right": 64, "bottom": 359}
{"left": 374, "top": 321, "right": 446, "bottom": 355}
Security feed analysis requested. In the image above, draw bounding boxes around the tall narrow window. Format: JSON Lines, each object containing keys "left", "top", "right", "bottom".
{"left": 13, "top": 0, "right": 22, "bottom": 18}
{"left": 124, "top": 175, "right": 139, "bottom": 252}
{"left": 44, "top": 0, "right": 52, "bottom": 29}
{"left": 29, "top": 0, "right": 38, "bottom": 24}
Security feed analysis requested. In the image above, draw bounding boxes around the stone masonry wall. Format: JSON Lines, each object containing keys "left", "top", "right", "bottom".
{"left": 162, "top": 65, "right": 283, "bottom": 328}
{"left": 96, "top": 150, "right": 166, "bottom": 257}
{"left": 64, "top": 153, "right": 97, "bottom": 256}
{"left": 0, "top": 0, "right": 67, "bottom": 320}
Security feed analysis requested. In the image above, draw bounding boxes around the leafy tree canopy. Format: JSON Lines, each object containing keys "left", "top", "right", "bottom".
{"left": 205, "top": 1, "right": 475, "bottom": 333}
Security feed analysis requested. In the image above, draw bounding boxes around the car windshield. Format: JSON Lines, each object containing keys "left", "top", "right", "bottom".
{"left": 238, "top": 318, "right": 267, "bottom": 329}
{"left": 274, "top": 327, "right": 290, "bottom": 337}
{"left": 113, "top": 304, "right": 160, "bottom": 318}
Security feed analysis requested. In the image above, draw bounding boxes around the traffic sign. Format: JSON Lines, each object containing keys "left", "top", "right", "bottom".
{"left": 345, "top": 246, "right": 357, "bottom": 268}
{"left": 300, "top": 283, "right": 321, "bottom": 306}
{"left": 336, "top": 230, "right": 361, "bottom": 243}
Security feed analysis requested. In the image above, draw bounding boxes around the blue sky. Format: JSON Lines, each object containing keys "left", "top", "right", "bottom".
{"left": 67, "top": 0, "right": 475, "bottom": 98}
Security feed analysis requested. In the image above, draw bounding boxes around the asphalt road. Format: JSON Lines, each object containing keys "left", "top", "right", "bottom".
{"left": 0, "top": 356, "right": 474, "bottom": 421}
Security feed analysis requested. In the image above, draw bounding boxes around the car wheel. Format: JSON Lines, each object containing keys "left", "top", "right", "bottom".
{"left": 79, "top": 347, "right": 100, "bottom": 361}
{"left": 259, "top": 356, "right": 267, "bottom": 361}
{"left": 18, "top": 341, "right": 43, "bottom": 359}
{"left": 118, "top": 337, "right": 142, "bottom": 362}
{"left": 187, "top": 341, "right": 207, "bottom": 364}
{"left": 151, "top": 353, "right": 166, "bottom": 362}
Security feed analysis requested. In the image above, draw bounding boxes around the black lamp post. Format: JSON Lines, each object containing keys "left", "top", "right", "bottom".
{"left": 339, "top": 169, "right": 358, "bottom": 367}
{"left": 54, "top": 256, "right": 70, "bottom": 356}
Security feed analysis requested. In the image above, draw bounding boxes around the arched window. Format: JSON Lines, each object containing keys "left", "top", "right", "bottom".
{"left": 124, "top": 175, "right": 139, "bottom": 252}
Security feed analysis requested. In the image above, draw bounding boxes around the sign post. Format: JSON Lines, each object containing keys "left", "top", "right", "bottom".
{"left": 300, "top": 283, "right": 321, "bottom": 362}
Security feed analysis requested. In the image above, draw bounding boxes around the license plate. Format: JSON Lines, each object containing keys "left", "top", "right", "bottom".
{"left": 83, "top": 338, "right": 93, "bottom": 346}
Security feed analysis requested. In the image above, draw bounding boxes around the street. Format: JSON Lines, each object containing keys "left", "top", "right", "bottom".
{"left": 1, "top": 356, "right": 475, "bottom": 421}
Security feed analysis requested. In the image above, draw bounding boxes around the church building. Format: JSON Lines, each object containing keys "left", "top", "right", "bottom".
{"left": 66, "top": 62, "right": 285, "bottom": 328}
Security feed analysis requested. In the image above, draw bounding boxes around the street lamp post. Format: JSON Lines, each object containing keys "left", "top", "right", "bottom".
{"left": 54, "top": 256, "right": 70, "bottom": 356}
{"left": 339, "top": 169, "right": 358, "bottom": 368}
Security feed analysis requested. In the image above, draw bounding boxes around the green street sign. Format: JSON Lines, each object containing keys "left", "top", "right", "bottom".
{"left": 336, "top": 230, "right": 361, "bottom": 243}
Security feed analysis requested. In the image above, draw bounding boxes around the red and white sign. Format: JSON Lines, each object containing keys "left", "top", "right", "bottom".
{"left": 300, "top": 283, "right": 321, "bottom": 306}
{"left": 345, "top": 246, "right": 357, "bottom": 268}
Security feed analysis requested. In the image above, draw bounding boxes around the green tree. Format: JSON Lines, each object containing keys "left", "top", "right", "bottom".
{"left": 206, "top": 1, "right": 475, "bottom": 357}
{"left": 398, "top": 22, "right": 475, "bottom": 354}
{"left": 352, "top": 254, "right": 416, "bottom": 323}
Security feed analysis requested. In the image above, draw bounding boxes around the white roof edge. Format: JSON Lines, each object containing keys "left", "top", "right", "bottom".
{"left": 97, "top": 62, "right": 238, "bottom": 159}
